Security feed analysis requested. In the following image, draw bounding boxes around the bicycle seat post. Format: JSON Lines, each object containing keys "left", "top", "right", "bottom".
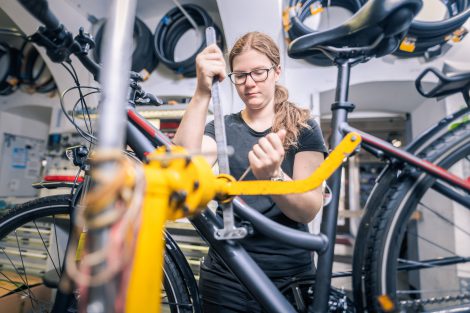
{"left": 312, "top": 57, "right": 357, "bottom": 313}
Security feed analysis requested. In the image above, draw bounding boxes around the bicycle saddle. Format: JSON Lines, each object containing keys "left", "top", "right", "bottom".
{"left": 288, "top": 0, "right": 423, "bottom": 62}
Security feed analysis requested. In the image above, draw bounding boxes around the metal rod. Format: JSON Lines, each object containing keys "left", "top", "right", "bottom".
{"left": 87, "top": 0, "right": 137, "bottom": 312}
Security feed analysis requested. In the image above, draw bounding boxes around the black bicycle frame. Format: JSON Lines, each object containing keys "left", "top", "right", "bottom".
{"left": 126, "top": 70, "right": 470, "bottom": 312}
{"left": 310, "top": 59, "right": 470, "bottom": 313}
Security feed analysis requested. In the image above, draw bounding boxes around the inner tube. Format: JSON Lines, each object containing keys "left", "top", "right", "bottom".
{"left": 153, "top": 4, "right": 224, "bottom": 77}
{"left": 93, "top": 17, "right": 158, "bottom": 78}
{"left": 0, "top": 42, "right": 21, "bottom": 96}
{"left": 20, "top": 42, "right": 56, "bottom": 94}
{"left": 394, "top": 0, "right": 470, "bottom": 58}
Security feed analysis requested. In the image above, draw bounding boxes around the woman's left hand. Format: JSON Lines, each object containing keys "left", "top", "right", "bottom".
{"left": 248, "top": 129, "right": 287, "bottom": 180}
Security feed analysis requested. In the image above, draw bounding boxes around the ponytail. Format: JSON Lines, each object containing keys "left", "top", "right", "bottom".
{"left": 272, "top": 84, "right": 311, "bottom": 149}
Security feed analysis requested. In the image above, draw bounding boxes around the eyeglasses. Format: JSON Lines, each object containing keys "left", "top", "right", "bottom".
{"left": 228, "top": 66, "right": 275, "bottom": 85}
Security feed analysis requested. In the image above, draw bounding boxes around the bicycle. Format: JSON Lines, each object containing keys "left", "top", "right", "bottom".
{"left": 2, "top": 0, "right": 470, "bottom": 312}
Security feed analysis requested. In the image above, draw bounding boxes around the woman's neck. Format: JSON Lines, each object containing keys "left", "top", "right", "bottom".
{"left": 241, "top": 106, "right": 275, "bottom": 132}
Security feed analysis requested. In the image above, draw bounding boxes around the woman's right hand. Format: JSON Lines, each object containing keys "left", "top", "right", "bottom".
{"left": 195, "top": 44, "right": 227, "bottom": 97}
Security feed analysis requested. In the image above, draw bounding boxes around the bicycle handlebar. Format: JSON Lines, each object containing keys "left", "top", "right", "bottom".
{"left": 18, "top": 0, "right": 162, "bottom": 106}
{"left": 415, "top": 67, "right": 470, "bottom": 100}
{"left": 19, "top": 0, "right": 60, "bottom": 30}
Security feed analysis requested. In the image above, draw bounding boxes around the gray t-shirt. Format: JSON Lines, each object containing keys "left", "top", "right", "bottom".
{"left": 205, "top": 112, "right": 328, "bottom": 277}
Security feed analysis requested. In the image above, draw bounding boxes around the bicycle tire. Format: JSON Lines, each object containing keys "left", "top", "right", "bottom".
{"left": 363, "top": 120, "right": 470, "bottom": 312}
{"left": 0, "top": 194, "right": 196, "bottom": 312}
{"left": 351, "top": 163, "right": 401, "bottom": 312}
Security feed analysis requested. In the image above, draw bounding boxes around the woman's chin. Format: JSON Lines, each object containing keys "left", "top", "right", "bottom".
{"left": 245, "top": 99, "right": 264, "bottom": 109}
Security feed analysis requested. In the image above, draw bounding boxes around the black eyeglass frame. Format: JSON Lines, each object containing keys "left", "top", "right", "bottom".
{"left": 228, "top": 65, "right": 276, "bottom": 85}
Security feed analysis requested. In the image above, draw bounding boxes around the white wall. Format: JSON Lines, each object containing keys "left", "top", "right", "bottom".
{"left": 3, "top": 0, "right": 470, "bottom": 125}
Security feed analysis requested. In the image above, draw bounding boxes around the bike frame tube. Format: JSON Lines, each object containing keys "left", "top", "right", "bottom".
{"left": 190, "top": 209, "right": 297, "bottom": 313}
{"left": 311, "top": 60, "right": 352, "bottom": 313}
{"left": 127, "top": 108, "right": 173, "bottom": 149}
{"left": 341, "top": 124, "right": 470, "bottom": 193}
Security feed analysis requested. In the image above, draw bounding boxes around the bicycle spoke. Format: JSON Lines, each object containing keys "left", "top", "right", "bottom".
{"left": 14, "top": 229, "right": 39, "bottom": 310}
{"left": 1, "top": 241, "right": 31, "bottom": 288}
{"left": 418, "top": 201, "right": 470, "bottom": 238}
{"left": 398, "top": 257, "right": 470, "bottom": 274}
{"left": 33, "top": 220, "right": 60, "bottom": 277}
{"left": 0, "top": 284, "right": 31, "bottom": 298}
{"left": 407, "top": 230, "right": 458, "bottom": 256}
{"left": 52, "top": 215, "right": 62, "bottom": 270}
{"left": 0, "top": 269, "right": 30, "bottom": 298}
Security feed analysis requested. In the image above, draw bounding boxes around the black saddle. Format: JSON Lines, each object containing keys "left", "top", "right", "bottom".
{"left": 288, "top": 0, "right": 423, "bottom": 62}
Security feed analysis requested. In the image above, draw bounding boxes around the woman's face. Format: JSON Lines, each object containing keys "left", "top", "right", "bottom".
{"left": 231, "top": 49, "right": 281, "bottom": 112}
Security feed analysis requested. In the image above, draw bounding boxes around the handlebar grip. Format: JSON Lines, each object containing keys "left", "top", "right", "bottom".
{"left": 19, "top": 0, "right": 60, "bottom": 30}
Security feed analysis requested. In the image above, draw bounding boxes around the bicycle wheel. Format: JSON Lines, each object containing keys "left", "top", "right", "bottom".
{"left": 0, "top": 194, "right": 196, "bottom": 312}
{"left": 363, "top": 120, "right": 470, "bottom": 312}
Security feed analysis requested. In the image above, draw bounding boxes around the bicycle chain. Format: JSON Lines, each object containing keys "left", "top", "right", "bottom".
{"left": 399, "top": 292, "right": 470, "bottom": 310}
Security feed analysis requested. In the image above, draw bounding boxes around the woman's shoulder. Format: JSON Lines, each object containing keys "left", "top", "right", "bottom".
{"left": 295, "top": 117, "right": 328, "bottom": 154}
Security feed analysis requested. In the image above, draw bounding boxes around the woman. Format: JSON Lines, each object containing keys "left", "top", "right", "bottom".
{"left": 173, "top": 32, "right": 327, "bottom": 312}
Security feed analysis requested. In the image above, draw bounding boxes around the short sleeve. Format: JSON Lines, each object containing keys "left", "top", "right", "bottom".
{"left": 204, "top": 120, "right": 216, "bottom": 140}
{"left": 296, "top": 119, "right": 328, "bottom": 157}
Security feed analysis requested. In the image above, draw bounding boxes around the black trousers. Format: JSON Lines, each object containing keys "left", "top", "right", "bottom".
{"left": 199, "top": 252, "right": 314, "bottom": 313}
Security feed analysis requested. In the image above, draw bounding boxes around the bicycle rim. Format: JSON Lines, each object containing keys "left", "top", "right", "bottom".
{"left": 365, "top": 121, "right": 470, "bottom": 312}
{"left": 0, "top": 195, "right": 72, "bottom": 312}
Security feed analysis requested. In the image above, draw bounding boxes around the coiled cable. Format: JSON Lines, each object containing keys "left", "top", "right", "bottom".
{"left": 153, "top": 4, "right": 224, "bottom": 77}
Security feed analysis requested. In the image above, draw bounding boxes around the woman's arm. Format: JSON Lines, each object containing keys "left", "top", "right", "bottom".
{"left": 172, "top": 44, "right": 225, "bottom": 164}
{"left": 269, "top": 151, "right": 324, "bottom": 224}
{"left": 248, "top": 130, "right": 325, "bottom": 224}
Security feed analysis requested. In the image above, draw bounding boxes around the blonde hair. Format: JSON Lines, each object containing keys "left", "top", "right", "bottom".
{"left": 229, "top": 32, "right": 310, "bottom": 149}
